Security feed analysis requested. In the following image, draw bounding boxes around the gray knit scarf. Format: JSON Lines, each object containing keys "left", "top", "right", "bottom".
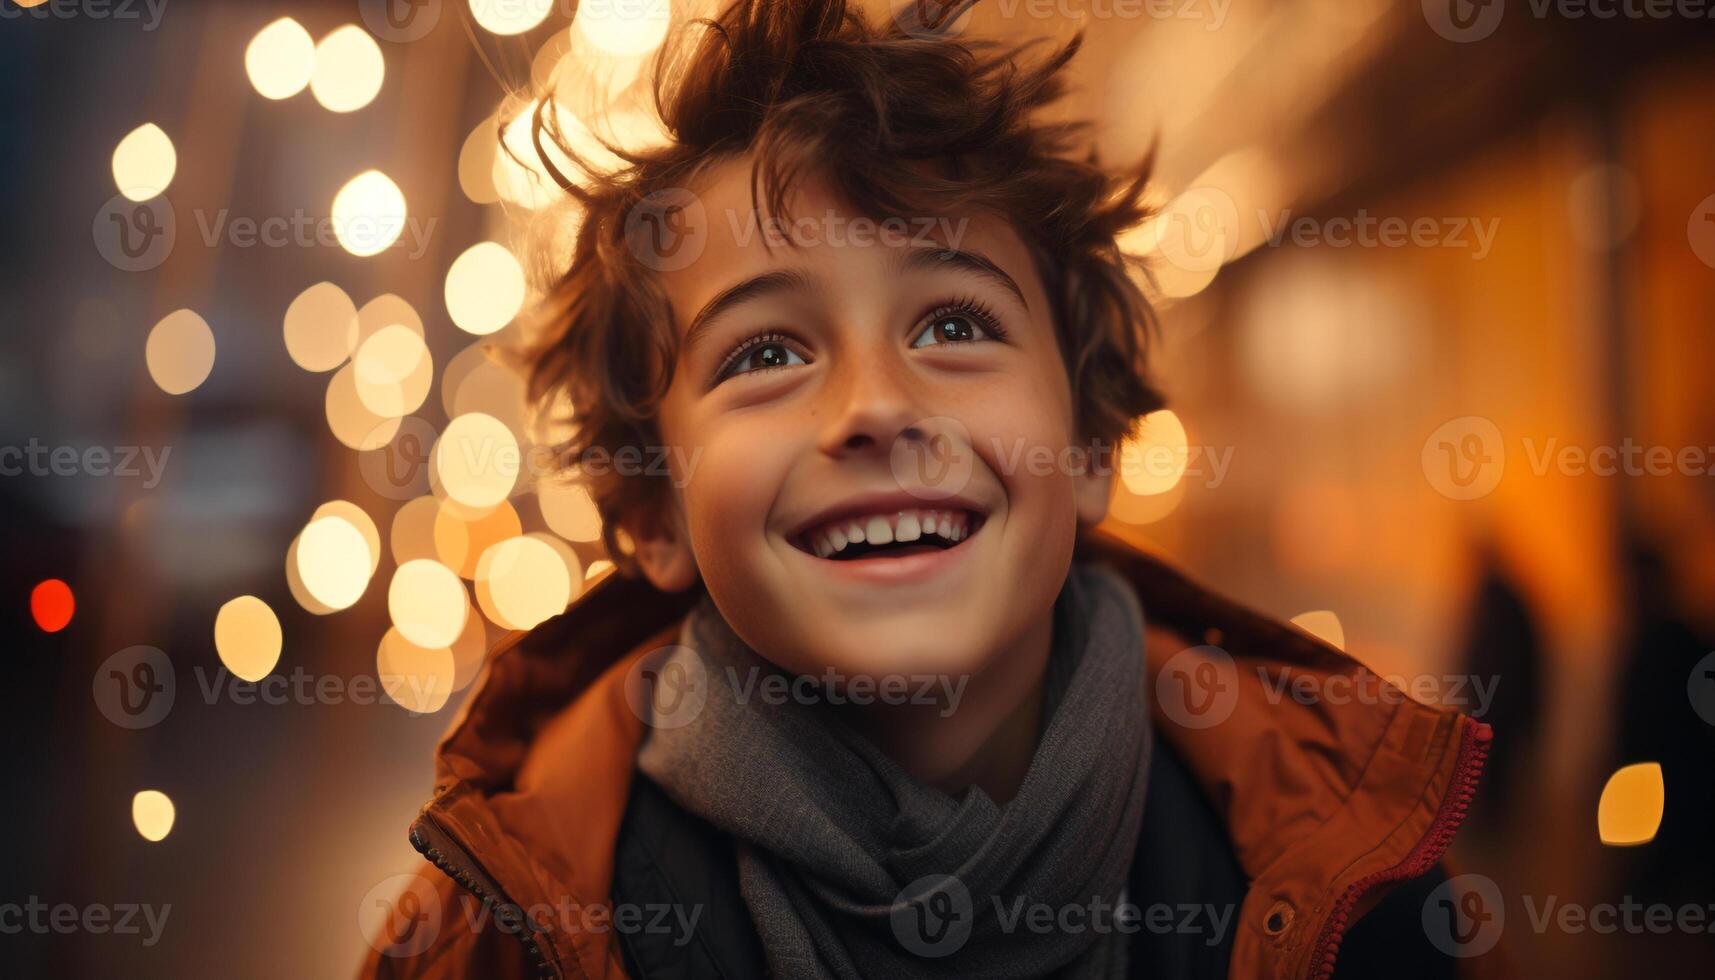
{"left": 636, "top": 563, "right": 1152, "bottom": 979}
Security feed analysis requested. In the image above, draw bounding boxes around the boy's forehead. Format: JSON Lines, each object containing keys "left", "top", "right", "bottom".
{"left": 659, "top": 155, "right": 1043, "bottom": 335}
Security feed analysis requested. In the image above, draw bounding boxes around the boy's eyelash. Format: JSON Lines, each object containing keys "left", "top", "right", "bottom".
{"left": 919, "top": 295, "right": 1008, "bottom": 341}
{"left": 713, "top": 331, "right": 797, "bottom": 382}
{"left": 710, "top": 296, "right": 1007, "bottom": 385}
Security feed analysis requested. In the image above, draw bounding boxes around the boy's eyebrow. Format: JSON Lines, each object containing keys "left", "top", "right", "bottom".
{"left": 893, "top": 246, "right": 1030, "bottom": 312}
{"left": 682, "top": 267, "right": 815, "bottom": 355}
{"left": 679, "top": 246, "right": 1027, "bottom": 355}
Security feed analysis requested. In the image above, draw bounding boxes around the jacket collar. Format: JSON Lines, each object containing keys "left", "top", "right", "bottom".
{"left": 408, "top": 526, "right": 1489, "bottom": 980}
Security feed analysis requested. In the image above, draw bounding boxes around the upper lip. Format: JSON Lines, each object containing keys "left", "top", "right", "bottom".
{"left": 786, "top": 489, "right": 989, "bottom": 540}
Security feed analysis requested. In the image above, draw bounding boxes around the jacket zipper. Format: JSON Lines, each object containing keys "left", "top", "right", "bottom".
{"left": 1304, "top": 719, "right": 1493, "bottom": 980}
{"left": 410, "top": 815, "right": 560, "bottom": 980}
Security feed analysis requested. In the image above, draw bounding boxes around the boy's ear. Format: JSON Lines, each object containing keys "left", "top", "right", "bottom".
{"left": 1074, "top": 441, "right": 1115, "bottom": 526}
{"left": 625, "top": 495, "right": 700, "bottom": 593}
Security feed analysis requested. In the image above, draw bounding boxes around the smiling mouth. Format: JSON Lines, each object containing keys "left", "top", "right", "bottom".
{"left": 790, "top": 508, "right": 984, "bottom": 562}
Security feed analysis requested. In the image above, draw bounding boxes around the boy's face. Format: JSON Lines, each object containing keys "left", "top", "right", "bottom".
{"left": 641, "top": 156, "right": 1109, "bottom": 684}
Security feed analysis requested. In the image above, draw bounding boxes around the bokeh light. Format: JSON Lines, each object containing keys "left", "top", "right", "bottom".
{"left": 245, "top": 17, "right": 316, "bottom": 100}
{"left": 331, "top": 170, "right": 406, "bottom": 257}
{"left": 433, "top": 498, "right": 522, "bottom": 579}
{"left": 283, "top": 281, "right": 360, "bottom": 372}
{"left": 475, "top": 535, "right": 572, "bottom": 630}
{"left": 213, "top": 595, "right": 283, "bottom": 682}
{"left": 434, "top": 413, "right": 520, "bottom": 509}
{"left": 310, "top": 25, "right": 385, "bottom": 113}
{"left": 1289, "top": 610, "right": 1346, "bottom": 651}
{"left": 295, "top": 515, "right": 373, "bottom": 611}
{"left": 353, "top": 324, "right": 433, "bottom": 418}
{"left": 132, "top": 790, "right": 176, "bottom": 842}
{"left": 389, "top": 496, "right": 442, "bottom": 566}
{"left": 445, "top": 242, "right": 527, "bottom": 336}
{"left": 1118, "top": 409, "right": 1189, "bottom": 496}
{"left": 469, "top": 0, "right": 554, "bottom": 36}
{"left": 574, "top": 0, "right": 672, "bottom": 57}
{"left": 1597, "top": 762, "right": 1666, "bottom": 846}
{"left": 112, "top": 122, "right": 176, "bottom": 201}
{"left": 310, "top": 500, "right": 381, "bottom": 576}
{"left": 376, "top": 628, "right": 456, "bottom": 714}
{"left": 539, "top": 480, "right": 603, "bottom": 542}
{"left": 389, "top": 559, "right": 470, "bottom": 648}
{"left": 325, "top": 363, "right": 403, "bottom": 451}
{"left": 30, "top": 579, "right": 75, "bottom": 633}
{"left": 145, "top": 309, "right": 216, "bottom": 395}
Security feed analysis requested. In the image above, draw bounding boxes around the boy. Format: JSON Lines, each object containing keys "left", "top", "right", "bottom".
{"left": 361, "top": 1, "right": 1491, "bottom": 977}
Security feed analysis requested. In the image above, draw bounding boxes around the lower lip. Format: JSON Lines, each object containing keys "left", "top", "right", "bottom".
{"left": 792, "top": 524, "right": 982, "bottom": 586}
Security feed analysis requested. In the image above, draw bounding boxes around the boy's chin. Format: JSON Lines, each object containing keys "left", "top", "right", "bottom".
{"left": 778, "top": 619, "right": 1002, "bottom": 690}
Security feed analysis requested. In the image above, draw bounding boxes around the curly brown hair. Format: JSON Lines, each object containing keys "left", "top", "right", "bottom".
{"left": 521, "top": 0, "right": 1165, "bottom": 569}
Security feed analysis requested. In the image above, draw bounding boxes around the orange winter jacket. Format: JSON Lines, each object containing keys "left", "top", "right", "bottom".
{"left": 358, "top": 526, "right": 1494, "bottom": 980}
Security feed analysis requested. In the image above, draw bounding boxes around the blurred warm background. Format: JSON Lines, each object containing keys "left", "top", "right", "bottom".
{"left": 3, "top": 0, "right": 1712, "bottom": 977}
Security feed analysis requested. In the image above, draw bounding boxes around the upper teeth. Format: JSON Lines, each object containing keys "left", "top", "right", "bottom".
{"left": 806, "top": 508, "right": 972, "bottom": 558}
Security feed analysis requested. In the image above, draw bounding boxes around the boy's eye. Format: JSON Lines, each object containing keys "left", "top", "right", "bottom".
{"left": 717, "top": 338, "right": 807, "bottom": 382}
{"left": 911, "top": 310, "right": 996, "bottom": 348}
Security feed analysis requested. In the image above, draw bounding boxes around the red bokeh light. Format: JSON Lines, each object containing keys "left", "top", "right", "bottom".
{"left": 31, "top": 579, "right": 75, "bottom": 633}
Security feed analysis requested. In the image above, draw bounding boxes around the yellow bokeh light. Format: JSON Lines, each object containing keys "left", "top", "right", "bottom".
{"left": 476, "top": 535, "right": 572, "bottom": 631}
{"left": 390, "top": 495, "right": 442, "bottom": 566}
{"left": 1119, "top": 409, "right": 1189, "bottom": 496}
{"left": 389, "top": 559, "right": 470, "bottom": 649}
{"left": 356, "top": 292, "right": 425, "bottom": 348}
{"left": 146, "top": 309, "right": 215, "bottom": 395}
{"left": 539, "top": 480, "right": 603, "bottom": 542}
{"left": 1289, "top": 610, "right": 1346, "bottom": 651}
{"left": 574, "top": 0, "right": 672, "bottom": 57}
{"left": 331, "top": 170, "right": 407, "bottom": 257}
{"left": 245, "top": 17, "right": 316, "bottom": 100}
{"left": 326, "top": 363, "right": 403, "bottom": 450}
{"left": 457, "top": 116, "right": 501, "bottom": 205}
{"left": 435, "top": 413, "right": 521, "bottom": 510}
{"left": 528, "top": 530, "right": 585, "bottom": 596}
{"left": 112, "top": 122, "right": 176, "bottom": 201}
{"left": 376, "top": 628, "right": 456, "bottom": 714}
{"left": 1598, "top": 762, "right": 1665, "bottom": 846}
{"left": 132, "top": 789, "right": 176, "bottom": 842}
{"left": 311, "top": 500, "right": 381, "bottom": 576}
{"left": 434, "top": 498, "right": 523, "bottom": 579}
{"left": 310, "top": 24, "right": 385, "bottom": 113}
{"left": 469, "top": 0, "right": 554, "bottom": 36}
{"left": 296, "top": 515, "right": 373, "bottom": 611}
{"left": 353, "top": 324, "right": 432, "bottom": 418}
{"left": 285, "top": 534, "right": 336, "bottom": 616}
{"left": 445, "top": 242, "right": 527, "bottom": 336}
{"left": 214, "top": 595, "right": 283, "bottom": 682}
{"left": 284, "top": 281, "right": 359, "bottom": 372}
{"left": 1107, "top": 476, "right": 1185, "bottom": 526}
{"left": 494, "top": 100, "right": 632, "bottom": 208}
{"left": 585, "top": 558, "right": 615, "bottom": 582}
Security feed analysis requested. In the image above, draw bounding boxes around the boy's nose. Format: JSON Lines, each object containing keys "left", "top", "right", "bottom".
{"left": 816, "top": 351, "right": 930, "bottom": 459}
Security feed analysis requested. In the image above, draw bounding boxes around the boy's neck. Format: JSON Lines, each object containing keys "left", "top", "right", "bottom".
{"left": 844, "top": 609, "right": 1055, "bottom": 805}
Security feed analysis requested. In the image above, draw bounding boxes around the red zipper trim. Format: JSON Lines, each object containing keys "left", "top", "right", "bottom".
{"left": 1305, "top": 718, "right": 1492, "bottom": 980}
